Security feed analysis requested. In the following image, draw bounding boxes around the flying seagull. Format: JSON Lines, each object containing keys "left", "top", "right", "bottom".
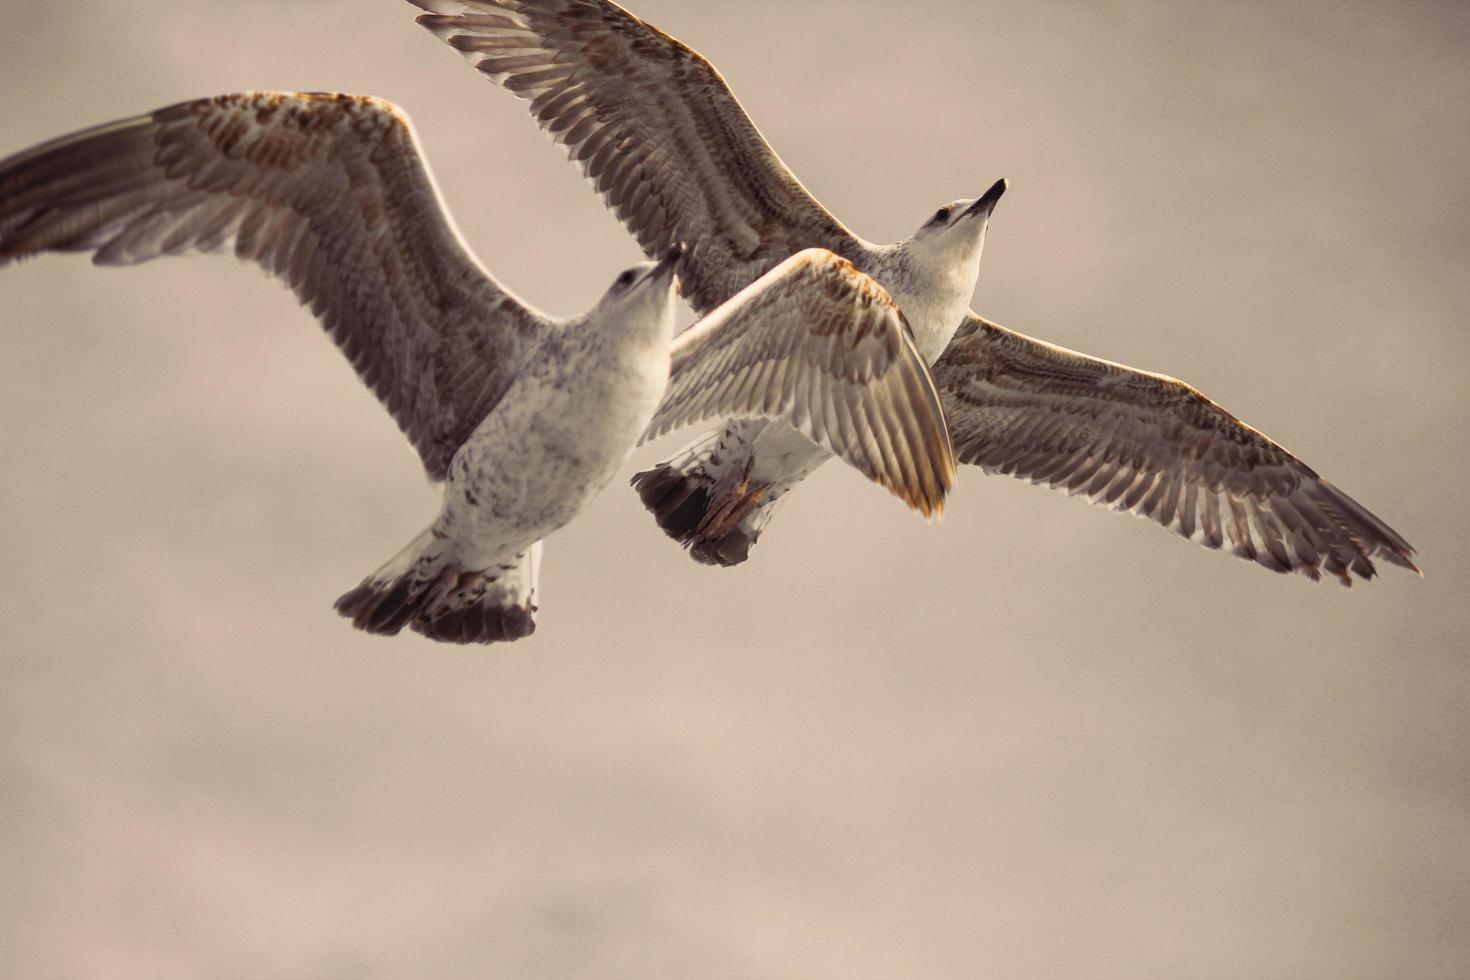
{"left": 0, "top": 92, "right": 956, "bottom": 643}
{"left": 408, "top": 0, "right": 1419, "bottom": 586}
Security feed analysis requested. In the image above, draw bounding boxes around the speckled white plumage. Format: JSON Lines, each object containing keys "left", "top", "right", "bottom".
{"left": 338, "top": 257, "right": 679, "bottom": 643}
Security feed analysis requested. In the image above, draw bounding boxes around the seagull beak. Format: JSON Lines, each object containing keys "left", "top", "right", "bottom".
{"left": 645, "top": 242, "right": 683, "bottom": 284}
{"left": 962, "top": 178, "right": 1008, "bottom": 219}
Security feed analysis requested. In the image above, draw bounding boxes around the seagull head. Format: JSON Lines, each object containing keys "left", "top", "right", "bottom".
{"left": 901, "top": 177, "right": 1007, "bottom": 289}
{"left": 596, "top": 243, "right": 683, "bottom": 331}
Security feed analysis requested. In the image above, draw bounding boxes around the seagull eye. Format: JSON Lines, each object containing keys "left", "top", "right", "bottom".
{"left": 616, "top": 270, "right": 637, "bottom": 289}
{"left": 932, "top": 207, "right": 952, "bottom": 224}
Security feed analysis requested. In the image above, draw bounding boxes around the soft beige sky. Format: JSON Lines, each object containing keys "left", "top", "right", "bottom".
{"left": 2, "top": 2, "right": 1467, "bottom": 978}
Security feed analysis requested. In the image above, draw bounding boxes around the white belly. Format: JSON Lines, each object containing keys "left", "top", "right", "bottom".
{"left": 441, "top": 341, "right": 669, "bottom": 566}
{"left": 749, "top": 420, "right": 832, "bottom": 485}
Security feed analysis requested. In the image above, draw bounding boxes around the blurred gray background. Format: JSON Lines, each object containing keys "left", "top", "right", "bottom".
{"left": 1, "top": 2, "right": 1467, "bottom": 977}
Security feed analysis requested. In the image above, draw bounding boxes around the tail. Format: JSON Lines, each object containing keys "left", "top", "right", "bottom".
{"left": 631, "top": 429, "right": 786, "bottom": 568}
{"left": 334, "top": 530, "right": 541, "bottom": 645}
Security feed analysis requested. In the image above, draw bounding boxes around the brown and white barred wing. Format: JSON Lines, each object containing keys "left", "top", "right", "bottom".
{"left": 0, "top": 92, "right": 542, "bottom": 480}
{"left": 932, "top": 313, "right": 1419, "bottom": 584}
{"left": 645, "top": 249, "right": 957, "bottom": 517}
{"left": 409, "top": 0, "right": 861, "bottom": 315}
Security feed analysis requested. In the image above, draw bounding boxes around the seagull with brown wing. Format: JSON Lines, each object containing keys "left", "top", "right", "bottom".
{"left": 0, "top": 92, "right": 955, "bottom": 643}
{"left": 408, "top": 0, "right": 1419, "bottom": 585}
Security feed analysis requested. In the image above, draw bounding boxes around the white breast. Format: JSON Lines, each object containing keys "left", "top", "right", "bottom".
{"left": 884, "top": 281, "right": 971, "bottom": 364}
{"left": 441, "top": 323, "right": 671, "bottom": 563}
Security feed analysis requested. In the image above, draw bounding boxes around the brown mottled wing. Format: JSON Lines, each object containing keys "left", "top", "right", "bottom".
{"left": 645, "top": 249, "right": 957, "bottom": 517}
{"left": 409, "top": 0, "right": 861, "bottom": 314}
{"left": 933, "top": 313, "right": 1419, "bottom": 584}
{"left": 0, "top": 92, "right": 543, "bottom": 480}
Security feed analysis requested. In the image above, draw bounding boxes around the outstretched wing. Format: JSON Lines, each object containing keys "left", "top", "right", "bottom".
{"left": 409, "top": 0, "right": 862, "bottom": 314}
{"left": 932, "top": 313, "right": 1419, "bottom": 584}
{"left": 645, "top": 249, "right": 957, "bottom": 517}
{"left": 0, "top": 92, "right": 544, "bottom": 480}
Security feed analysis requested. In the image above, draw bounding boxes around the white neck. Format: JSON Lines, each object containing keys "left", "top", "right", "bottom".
{"left": 867, "top": 237, "right": 985, "bottom": 363}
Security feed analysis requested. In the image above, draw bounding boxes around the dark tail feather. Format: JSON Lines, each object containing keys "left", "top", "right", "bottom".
{"left": 336, "top": 575, "right": 420, "bottom": 636}
{"left": 408, "top": 599, "right": 536, "bottom": 645}
{"left": 631, "top": 460, "right": 763, "bottom": 568}
{"left": 334, "top": 531, "right": 540, "bottom": 645}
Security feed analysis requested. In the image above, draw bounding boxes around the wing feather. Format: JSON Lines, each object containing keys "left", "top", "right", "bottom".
{"left": 931, "top": 313, "right": 1418, "bottom": 583}
{"left": 645, "top": 249, "right": 957, "bottom": 517}
{"left": 408, "top": 0, "right": 862, "bottom": 314}
{"left": 0, "top": 92, "right": 544, "bottom": 480}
